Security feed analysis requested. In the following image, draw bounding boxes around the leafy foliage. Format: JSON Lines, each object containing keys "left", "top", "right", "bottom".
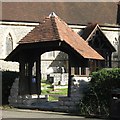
{"left": 79, "top": 68, "right": 120, "bottom": 117}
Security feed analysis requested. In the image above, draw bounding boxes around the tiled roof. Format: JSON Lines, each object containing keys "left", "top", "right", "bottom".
{"left": 19, "top": 13, "right": 104, "bottom": 60}
{"left": 2, "top": 2, "right": 117, "bottom": 24}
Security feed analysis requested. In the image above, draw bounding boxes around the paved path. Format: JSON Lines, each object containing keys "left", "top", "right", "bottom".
{"left": 1, "top": 109, "right": 105, "bottom": 119}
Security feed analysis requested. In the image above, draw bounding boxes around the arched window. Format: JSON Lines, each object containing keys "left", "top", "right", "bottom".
{"left": 6, "top": 33, "right": 13, "bottom": 55}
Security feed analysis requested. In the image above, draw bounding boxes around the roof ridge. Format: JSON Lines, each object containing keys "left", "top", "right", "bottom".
{"left": 50, "top": 17, "right": 61, "bottom": 41}
{"left": 49, "top": 12, "right": 58, "bottom": 18}
{"left": 53, "top": 15, "right": 69, "bottom": 41}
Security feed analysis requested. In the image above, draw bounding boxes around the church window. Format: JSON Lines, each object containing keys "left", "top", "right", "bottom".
{"left": 6, "top": 33, "right": 13, "bottom": 55}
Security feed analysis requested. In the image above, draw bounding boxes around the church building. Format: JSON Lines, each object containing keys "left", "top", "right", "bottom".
{"left": 1, "top": 2, "right": 120, "bottom": 110}
{"left": 1, "top": 2, "right": 120, "bottom": 79}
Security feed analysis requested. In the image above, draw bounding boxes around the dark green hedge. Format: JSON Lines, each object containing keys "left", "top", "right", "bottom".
{"left": 2, "top": 71, "right": 19, "bottom": 105}
{"left": 79, "top": 68, "right": 120, "bottom": 117}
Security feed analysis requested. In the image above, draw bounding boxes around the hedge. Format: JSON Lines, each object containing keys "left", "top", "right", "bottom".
{"left": 79, "top": 68, "right": 120, "bottom": 117}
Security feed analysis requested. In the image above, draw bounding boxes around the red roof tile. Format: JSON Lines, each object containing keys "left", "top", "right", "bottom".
{"left": 18, "top": 13, "right": 104, "bottom": 60}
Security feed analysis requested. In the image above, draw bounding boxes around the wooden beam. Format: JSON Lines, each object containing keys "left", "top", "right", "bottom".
{"left": 109, "top": 54, "right": 112, "bottom": 68}
{"left": 68, "top": 55, "right": 71, "bottom": 97}
{"left": 19, "top": 55, "right": 26, "bottom": 95}
{"left": 28, "top": 61, "right": 33, "bottom": 95}
{"left": 36, "top": 55, "right": 41, "bottom": 97}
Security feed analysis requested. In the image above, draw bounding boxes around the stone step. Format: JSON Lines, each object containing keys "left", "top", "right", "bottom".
{"left": 30, "top": 101, "right": 61, "bottom": 111}
{"left": 32, "top": 101, "right": 60, "bottom": 107}
{"left": 17, "top": 101, "right": 78, "bottom": 113}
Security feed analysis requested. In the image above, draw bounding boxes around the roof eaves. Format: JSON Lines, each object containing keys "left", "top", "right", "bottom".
{"left": 53, "top": 16, "right": 67, "bottom": 41}
{"left": 86, "top": 24, "right": 98, "bottom": 42}
{"left": 97, "top": 26, "right": 116, "bottom": 52}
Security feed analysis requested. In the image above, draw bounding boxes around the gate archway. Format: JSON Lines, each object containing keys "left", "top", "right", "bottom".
{"left": 5, "top": 12, "right": 103, "bottom": 105}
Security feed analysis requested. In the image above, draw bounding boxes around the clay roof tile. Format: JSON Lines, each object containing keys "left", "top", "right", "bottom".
{"left": 18, "top": 13, "right": 104, "bottom": 60}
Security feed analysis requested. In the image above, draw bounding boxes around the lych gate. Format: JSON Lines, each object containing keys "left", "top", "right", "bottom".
{"left": 14, "top": 41, "right": 79, "bottom": 97}
{"left": 5, "top": 13, "right": 104, "bottom": 110}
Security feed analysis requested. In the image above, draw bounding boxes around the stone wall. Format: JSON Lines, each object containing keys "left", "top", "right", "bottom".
{"left": 103, "top": 27, "right": 120, "bottom": 67}
{"left": 9, "top": 78, "right": 48, "bottom": 107}
{"left": 0, "top": 22, "right": 37, "bottom": 72}
{"left": 57, "top": 76, "right": 90, "bottom": 112}
{"left": 0, "top": 60, "right": 19, "bottom": 72}
{"left": 9, "top": 76, "right": 90, "bottom": 112}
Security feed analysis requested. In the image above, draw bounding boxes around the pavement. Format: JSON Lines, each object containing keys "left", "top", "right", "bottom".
{"left": 1, "top": 108, "right": 106, "bottom": 120}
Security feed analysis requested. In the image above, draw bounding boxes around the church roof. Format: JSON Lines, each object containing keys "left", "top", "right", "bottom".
{"left": 2, "top": 2, "right": 118, "bottom": 24}
{"left": 18, "top": 12, "right": 103, "bottom": 60}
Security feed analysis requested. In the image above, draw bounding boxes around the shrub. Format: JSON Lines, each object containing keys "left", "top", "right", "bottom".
{"left": 79, "top": 68, "right": 120, "bottom": 117}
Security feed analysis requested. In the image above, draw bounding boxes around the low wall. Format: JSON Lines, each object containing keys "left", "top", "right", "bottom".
{"left": 9, "top": 76, "right": 90, "bottom": 112}
{"left": 57, "top": 75, "right": 90, "bottom": 112}
{"left": 9, "top": 78, "right": 48, "bottom": 107}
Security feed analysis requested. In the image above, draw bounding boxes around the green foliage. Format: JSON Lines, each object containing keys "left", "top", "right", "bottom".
{"left": 91, "top": 68, "right": 120, "bottom": 105}
{"left": 79, "top": 68, "right": 120, "bottom": 117}
{"left": 41, "top": 82, "right": 67, "bottom": 101}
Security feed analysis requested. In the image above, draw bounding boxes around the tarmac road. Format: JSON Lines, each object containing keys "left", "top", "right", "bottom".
{"left": 1, "top": 109, "right": 106, "bottom": 120}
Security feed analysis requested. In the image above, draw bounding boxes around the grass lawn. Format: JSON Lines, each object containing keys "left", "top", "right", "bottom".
{"left": 41, "top": 82, "right": 68, "bottom": 101}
